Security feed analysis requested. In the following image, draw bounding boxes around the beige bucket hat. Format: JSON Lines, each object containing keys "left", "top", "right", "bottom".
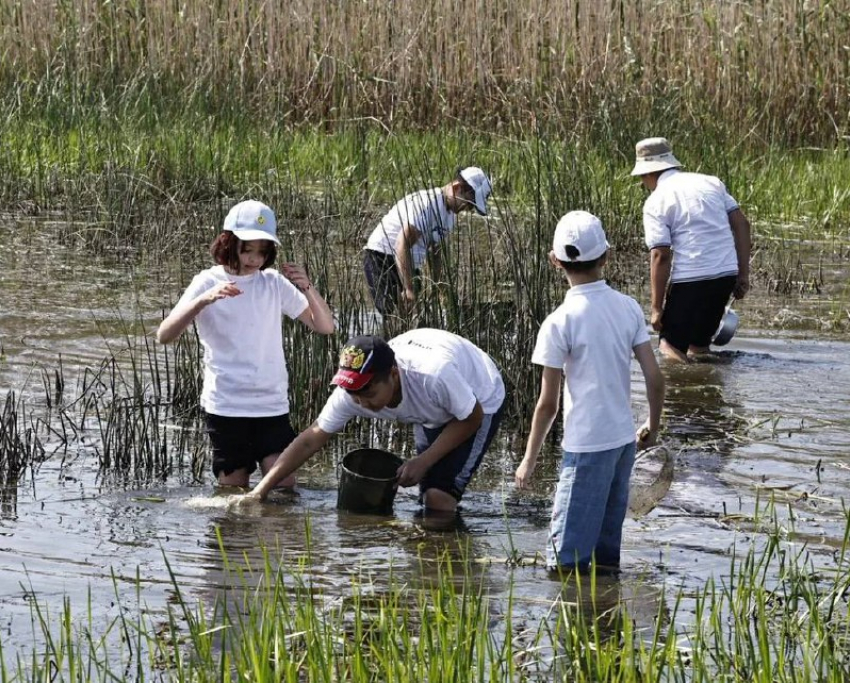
{"left": 630, "top": 137, "right": 682, "bottom": 176}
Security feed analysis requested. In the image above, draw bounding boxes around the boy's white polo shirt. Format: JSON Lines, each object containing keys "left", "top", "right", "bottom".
{"left": 178, "top": 266, "right": 308, "bottom": 417}
{"left": 533, "top": 281, "right": 649, "bottom": 453}
{"left": 317, "top": 329, "right": 505, "bottom": 433}
{"left": 365, "top": 188, "right": 456, "bottom": 268}
{"left": 642, "top": 168, "right": 740, "bottom": 283}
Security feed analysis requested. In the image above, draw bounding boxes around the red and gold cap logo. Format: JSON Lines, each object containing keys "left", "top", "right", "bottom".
{"left": 339, "top": 345, "right": 366, "bottom": 371}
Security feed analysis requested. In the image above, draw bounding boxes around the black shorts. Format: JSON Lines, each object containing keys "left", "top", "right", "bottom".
{"left": 661, "top": 275, "right": 737, "bottom": 353}
{"left": 363, "top": 249, "right": 401, "bottom": 315}
{"left": 203, "top": 412, "right": 297, "bottom": 477}
{"left": 413, "top": 404, "right": 504, "bottom": 501}
{"left": 363, "top": 249, "right": 421, "bottom": 315}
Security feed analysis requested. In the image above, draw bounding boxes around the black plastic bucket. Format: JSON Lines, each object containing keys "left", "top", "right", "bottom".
{"left": 337, "top": 448, "right": 403, "bottom": 515}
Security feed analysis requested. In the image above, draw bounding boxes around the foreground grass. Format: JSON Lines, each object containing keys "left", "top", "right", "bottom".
{"left": 2, "top": 509, "right": 849, "bottom": 682}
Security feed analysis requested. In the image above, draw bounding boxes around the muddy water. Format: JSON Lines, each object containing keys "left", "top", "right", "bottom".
{"left": 1, "top": 215, "right": 849, "bottom": 659}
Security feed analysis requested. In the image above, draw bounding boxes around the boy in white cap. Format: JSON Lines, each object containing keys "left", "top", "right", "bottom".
{"left": 238, "top": 328, "right": 505, "bottom": 513}
{"left": 630, "top": 137, "right": 752, "bottom": 362}
{"left": 157, "top": 200, "right": 335, "bottom": 487}
{"left": 363, "top": 167, "right": 492, "bottom": 316}
{"left": 515, "top": 211, "right": 665, "bottom": 571}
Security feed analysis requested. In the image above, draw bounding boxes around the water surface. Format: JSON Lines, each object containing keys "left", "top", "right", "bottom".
{"left": 1, "top": 214, "right": 849, "bottom": 661}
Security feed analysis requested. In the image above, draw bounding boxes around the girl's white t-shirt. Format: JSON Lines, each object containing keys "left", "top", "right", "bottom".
{"left": 533, "top": 281, "right": 650, "bottom": 453}
{"left": 364, "top": 189, "right": 456, "bottom": 268}
{"left": 177, "top": 265, "right": 308, "bottom": 417}
{"left": 316, "top": 329, "right": 505, "bottom": 433}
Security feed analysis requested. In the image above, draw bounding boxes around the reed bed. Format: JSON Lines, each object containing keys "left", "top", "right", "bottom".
{"left": 1, "top": 142, "right": 846, "bottom": 484}
{"left": 2, "top": 0, "right": 849, "bottom": 146}
{"left": 1, "top": 3, "right": 849, "bottom": 677}
{"left": 2, "top": 507, "right": 849, "bottom": 681}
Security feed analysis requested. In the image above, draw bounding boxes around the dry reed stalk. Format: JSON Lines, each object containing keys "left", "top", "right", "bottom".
{"left": 1, "top": 0, "right": 847, "bottom": 140}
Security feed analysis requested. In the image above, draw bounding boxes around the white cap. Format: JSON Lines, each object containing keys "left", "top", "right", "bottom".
{"left": 459, "top": 166, "right": 492, "bottom": 216}
{"left": 552, "top": 211, "right": 610, "bottom": 262}
{"left": 630, "top": 137, "right": 682, "bottom": 176}
{"left": 223, "top": 200, "right": 280, "bottom": 244}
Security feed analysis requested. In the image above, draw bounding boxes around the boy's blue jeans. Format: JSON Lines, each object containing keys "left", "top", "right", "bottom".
{"left": 547, "top": 441, "right": 636, "bottom": 571}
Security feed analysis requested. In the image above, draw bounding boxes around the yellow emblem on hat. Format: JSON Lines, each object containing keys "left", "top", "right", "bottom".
{"left": 257, "top": 215, "right": 266, "bottom": 225}
{"left": 340, "top": 346, "right": 366, "bottom": 370}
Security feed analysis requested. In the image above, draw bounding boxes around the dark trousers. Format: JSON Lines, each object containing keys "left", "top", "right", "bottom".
{"left": 661, "top": 275, "right": 737, "bottom": 353}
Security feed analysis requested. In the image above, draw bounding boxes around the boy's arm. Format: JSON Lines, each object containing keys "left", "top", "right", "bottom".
{"left": 633, "top": 341, "right": 665, "bottom": 449}
{"left": 239, "top": 421, "right": 334, "bottom": 501}
{"left": 515, "top": 366, "right": 562, "bottom": 488}
{"left": 396, "top": 402, "right": 484, "bottom": 487}
{"left": 394, "top": 223, "right": 423, "bottom": 305}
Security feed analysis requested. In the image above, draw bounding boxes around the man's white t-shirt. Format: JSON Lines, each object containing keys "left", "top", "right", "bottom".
{"left": 643, "top": 168, "right": 740, "bottom": 282}
{"left": 533, "top": 281, "right": 650, "bottom": 453}
{"left": 317, "top": 329, "right": 505, "bottom": 433}
{"left": 177, "top": 265, "right": 308, "bottom": 417}
{"left": 364, "top": 188, "right": 456, "bottom": 269}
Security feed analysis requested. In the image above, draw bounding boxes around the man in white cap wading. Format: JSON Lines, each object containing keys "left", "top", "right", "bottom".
{"left": 362, "top": 167, "right": 492, "bottom": 320}
{"left": 630, "top": 138, "right": 752, "bottom": 362}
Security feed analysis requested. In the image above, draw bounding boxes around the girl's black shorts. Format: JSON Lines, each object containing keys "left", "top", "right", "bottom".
{"left": 203, "top": 412, "right": 297, "bottom": 477}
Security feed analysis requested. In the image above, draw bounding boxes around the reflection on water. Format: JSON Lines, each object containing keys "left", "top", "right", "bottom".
{"left": 663, "top": 358, "right": 745, "bottom": 447}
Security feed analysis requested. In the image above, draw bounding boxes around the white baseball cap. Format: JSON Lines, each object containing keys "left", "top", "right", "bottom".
{"left": 630, "top": 137, "right": 682, "bottom": 177}
{"left": 223, "top": 200, "right": 280, "bottom": 244}
{"left": 459, "top": 166, "right": 493, "bottom": 216}
{"left": 552, "top": 211, "right": 610, "bottom": 262}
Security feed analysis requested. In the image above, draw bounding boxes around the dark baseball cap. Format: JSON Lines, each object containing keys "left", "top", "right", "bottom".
{"left": 331, "top": 336, "right": 396, "bottom": 392}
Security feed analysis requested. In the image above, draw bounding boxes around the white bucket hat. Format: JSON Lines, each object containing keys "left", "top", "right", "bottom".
{"left": 223, "top": 200, "right": 280, "bottom": 244}
{"left": 553, "top": 211, "right": 610, "bottom": 262}
{"left": 630, "top": 137, "right": 682, "bottom": 176}
{"left": 459, "top": 166, "right": 493, "bottom": 216}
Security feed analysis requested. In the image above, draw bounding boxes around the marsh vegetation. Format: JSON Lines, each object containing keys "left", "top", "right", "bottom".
{"left": 1, "top": 0, "right": 850, "bottom": 680}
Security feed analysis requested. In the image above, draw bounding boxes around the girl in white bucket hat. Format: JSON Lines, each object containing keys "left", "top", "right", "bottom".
{"left": 156, "top": 200, "right": 335, "bottom": 487}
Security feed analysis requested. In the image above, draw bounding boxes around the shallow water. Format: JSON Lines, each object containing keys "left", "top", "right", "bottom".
{"left": 1, "top": 215, "right": 849, "bottom": 662}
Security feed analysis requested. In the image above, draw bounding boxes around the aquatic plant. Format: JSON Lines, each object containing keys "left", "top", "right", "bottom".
{"left": 0, "top": 392, "right": 46, "bottom": 484}
{"left": 2, "top": 505, "right": 850, "bottom": 681}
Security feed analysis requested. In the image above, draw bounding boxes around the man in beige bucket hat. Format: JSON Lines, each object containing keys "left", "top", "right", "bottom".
{"left": 631, "top": 137, "right": 752, "bottom": 362}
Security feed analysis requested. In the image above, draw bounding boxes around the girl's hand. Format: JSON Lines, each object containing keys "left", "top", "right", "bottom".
{"left": 206, "top": 281, "right": 242, "bottom": 304}
{"left": 282, "top": 263, "right": 313, "bottom": 292}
